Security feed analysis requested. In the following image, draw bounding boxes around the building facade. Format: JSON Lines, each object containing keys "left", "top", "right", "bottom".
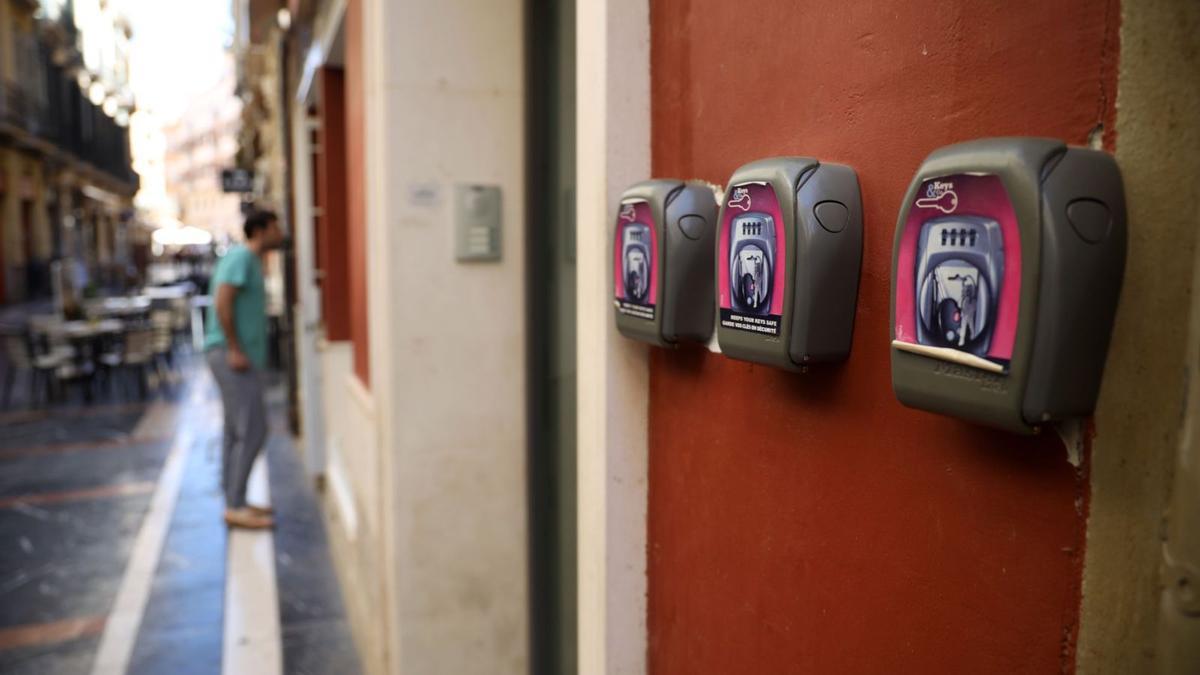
{"left": 232, "top": 0, "right": 288, "bottom": 219}
{"left": 0, "top": 0, "right": 138, "bottom": 304}
{"left": 128, "top": 107, "right": 168, "bottom": 225}
{"left": 240, "top": 0, "right": 1200, "bottom": 674}
{"left": 162, "top": 53, "right": 243, "bottom": 245}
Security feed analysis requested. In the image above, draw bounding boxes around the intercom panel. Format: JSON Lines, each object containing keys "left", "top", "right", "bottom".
{"left": 716, "top": 157, "right": 863, "bottom": 371}
{"left": 614, "top": 180, "right": 718, "bottom": 347}
{"left": 890, "top": 137, "right": 1127, "bottom": 432}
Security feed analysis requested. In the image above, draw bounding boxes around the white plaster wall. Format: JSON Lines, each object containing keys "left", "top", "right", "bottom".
{"left": 361, "top": 0, "right": 529, "bottom": 672}
{"left": 575, "top": 1, "right": 651, "bottom": 674}
{"left": 321, "top": 345, "right": 379, "bottom": 538}
{"left": 318, "top": 342, "right": 389, "bottom": 673}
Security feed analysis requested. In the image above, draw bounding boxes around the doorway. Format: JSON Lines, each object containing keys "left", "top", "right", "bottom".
{"left": 526, "top": 0, "right": 577, "bottom": 672}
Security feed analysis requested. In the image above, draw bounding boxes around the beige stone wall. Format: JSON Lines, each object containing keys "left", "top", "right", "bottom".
{"left": 308, "top": 3, "right": 532, "bottom": 673}
{"left": 343, "top": 0, "right": 531, "bottom": 672}
{"left": 318, "top": 342, "right": 389, "bottom": 675}
{"left": 0, "top": 0, "right": 14, "bottom": 83}
{"left": 1, "top": 149, "right": 24, "bottom": 299}
{"left": 1077, "top": 0, "right": 1200, "bottom": 671}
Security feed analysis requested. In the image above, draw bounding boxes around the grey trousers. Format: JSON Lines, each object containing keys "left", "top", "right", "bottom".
{"left": 206, "top": 348, "right": 267, "bottom": 509}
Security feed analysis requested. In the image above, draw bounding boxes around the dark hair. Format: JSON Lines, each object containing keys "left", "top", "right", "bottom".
{"left": 243, "top": 210, "right": 278, "bottom": 240}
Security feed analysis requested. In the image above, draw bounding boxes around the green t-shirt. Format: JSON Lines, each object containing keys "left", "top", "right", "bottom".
{"left": 204, "top": 245, "right": 268, "bottom": 369}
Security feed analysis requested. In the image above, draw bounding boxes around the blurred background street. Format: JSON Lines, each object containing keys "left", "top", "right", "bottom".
{"left": 0, "top": 1, "right": 363, "bottom": 673}
{"left": 0, "top": 1, "right": 1196, "bottom": 675}
{"left": 0, "top": 355, "right": 359, "bottom": 674}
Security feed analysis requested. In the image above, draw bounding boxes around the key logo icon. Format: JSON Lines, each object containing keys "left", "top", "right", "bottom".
{"left": 727, "top": 187, "right": 752, "bottom": 212}
{"left": 915, "top": 189, "right": 959, "bottom": 214}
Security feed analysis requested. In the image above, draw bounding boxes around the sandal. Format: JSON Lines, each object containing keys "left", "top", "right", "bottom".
{"left": 224, "top": 508, "right": 275, "bottom": 529}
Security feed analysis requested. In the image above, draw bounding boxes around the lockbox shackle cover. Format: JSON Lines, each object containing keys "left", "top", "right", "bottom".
{"left": 890, "top": 137, "right": 1127, "bottom": 433}
{"left": 715, "top": 157, "right": 864, "bottom": 371}
{"left": 613, "top": 179, "right": 718, "bottom": 347}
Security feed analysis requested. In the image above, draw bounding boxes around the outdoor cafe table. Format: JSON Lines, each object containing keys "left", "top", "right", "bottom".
{"left": 57, "top": 319, "right": 124, "bottom": 340}
{"left": 27, "top": 318, "right": 124, "bottom": 386}
{"left": 26, "top": 315, "right": 113, "bottom": 337}
{"left": 142, "top": 285, "right": 191, "bottom": 301}
{"left": 84, "top": 296, "right": 151, "bottom": 319}
{"left": 29, "top": 317, "right": 125, "bottom": 358}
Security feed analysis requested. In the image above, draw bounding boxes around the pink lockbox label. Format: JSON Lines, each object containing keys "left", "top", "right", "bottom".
{"left": 718, "top": 182, "right": 787, "bottom": 337}
{"left": 894, "top": 173, "right": 1021, "bottom": 371}
{"left": 614, "top": 200, "right": 658, "bottom": 321}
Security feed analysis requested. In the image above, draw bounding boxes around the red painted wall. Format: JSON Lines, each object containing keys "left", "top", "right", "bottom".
{"left": 648, "top": 1, "right": 1119, "bottom": 673}
{"left": 344, "top": 0, "right": 370, "bottom": 386}
{"left": 316, "top": 66, "right": 352, "bottom": 343}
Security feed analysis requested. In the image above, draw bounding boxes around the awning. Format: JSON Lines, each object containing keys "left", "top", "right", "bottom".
{"left": 151, "top": 220, "right": 213, "bottom": 247}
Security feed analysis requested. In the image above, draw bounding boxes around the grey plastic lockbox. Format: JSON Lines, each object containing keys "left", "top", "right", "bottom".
{"left": 889, "top": 137, "right": 1127, "bottom": 433}
{"left": 715, "top": 157, "right": 863, "bottom": 371}
{"left": 613, "top": 180, "right": 718, "bottom": 347}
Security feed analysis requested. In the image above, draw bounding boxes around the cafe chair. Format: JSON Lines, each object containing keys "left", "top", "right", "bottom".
{"left": 119, "top": 327, "right": 157, "bottom": 400}
{"left": 2, "top": 331, "right": 67, "bottom": 408}
{"left": 53, "top": 356, "right": 96, "bottom": 405}
{"left": 150, "top": 310, "right": 176, "bottom": 378}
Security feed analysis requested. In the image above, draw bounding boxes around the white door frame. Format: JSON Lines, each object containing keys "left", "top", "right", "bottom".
{"left": 290, "top": 108, "right": 326, "bottom": 478}
{"left": 289, "top": 0, "right": 350, "bottom": 480}
{"left": 576, "top": 1, "right": 651, "bottom": 673}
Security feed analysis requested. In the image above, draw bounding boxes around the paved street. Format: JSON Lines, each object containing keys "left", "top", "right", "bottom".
{"left": 0, "top": 359, "right": 361, "bottom": 675}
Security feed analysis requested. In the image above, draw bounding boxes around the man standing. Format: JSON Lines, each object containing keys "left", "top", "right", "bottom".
{"left": 205, "top": 210, "right": 284, "bottom": 529}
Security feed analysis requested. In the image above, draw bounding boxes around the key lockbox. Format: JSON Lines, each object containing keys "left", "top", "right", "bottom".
{"left": 715, "top": 157, "right": 863, "bottom": 371}
{"left": 614, "top": 180, "right": 718, "bottom": 347}
{"left": 890, "top": 137, "right": 1127, "bottom": 432}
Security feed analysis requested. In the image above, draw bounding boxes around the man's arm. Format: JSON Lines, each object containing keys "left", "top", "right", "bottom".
{"left": 215, "top": 283, "right": 250, "bottom": 370}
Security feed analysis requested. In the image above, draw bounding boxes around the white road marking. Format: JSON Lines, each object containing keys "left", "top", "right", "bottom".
{"left": 222, "top": 456, "right": 282, "bottom": 675}
{"left": 89, "top": 426, "right": 192, "bottom": 675}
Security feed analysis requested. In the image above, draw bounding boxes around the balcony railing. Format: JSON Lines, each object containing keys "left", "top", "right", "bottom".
{"left": 0, "top": 5, "right": 138, "bottom": 191}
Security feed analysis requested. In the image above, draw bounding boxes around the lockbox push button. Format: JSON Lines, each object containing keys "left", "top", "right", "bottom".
{"left": 678, "top": 214, "right": 707, "bottom": 240}
{"left": 1066, "top": 198, "right": 1112, "bottom": 243}
{"left": 814, "top": 201, "right": 849, "bottom": 233}
{"left": 889, "top": 137, "right": 1127, "bottom": 433}
{"left": 613, "top": 179, "right": 718, "bottom": 347}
